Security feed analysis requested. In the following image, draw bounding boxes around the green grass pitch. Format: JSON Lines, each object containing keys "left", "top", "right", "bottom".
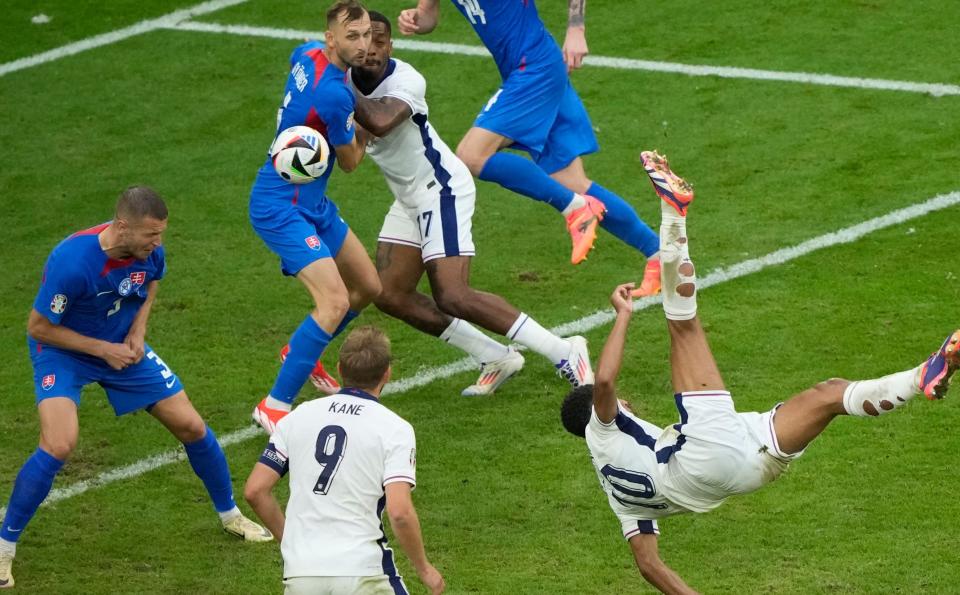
{"left": 1, "top": 1, "right": 958, "bottom": 593}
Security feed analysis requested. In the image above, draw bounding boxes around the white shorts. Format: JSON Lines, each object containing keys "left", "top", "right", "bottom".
{"left": 657, "top": 390, "right": 803, "bottom": 513}
{"left": 283, "top": 575, "right": 407, "bottom": 595}
{"left": 377, "top": 193, "right": 476, "bottom": 263}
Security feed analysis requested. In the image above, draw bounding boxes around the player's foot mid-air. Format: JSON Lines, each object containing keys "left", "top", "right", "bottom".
{"left": 919, "top": 330, "right": 960, "bottom": 399}
{"left": 635, "top": 150, "right": 694, "bottom": 297}
{"left": 640, "top": 150, "right": 694, "bottom": 217}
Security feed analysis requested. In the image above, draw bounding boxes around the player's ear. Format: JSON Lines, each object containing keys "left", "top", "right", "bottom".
{"left": 324, "top": 28, "right": 334, "bottom": 48}
{"left": 382, "top": 365, "right": 392, "bottom": 386}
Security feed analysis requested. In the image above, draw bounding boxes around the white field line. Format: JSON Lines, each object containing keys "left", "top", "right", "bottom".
{"left": 0, "top": 0, "right": 249, "bottom": 78}
{"left": 3, "top": 190, "right": 957, "bottom": 519}
{"left": 169, "top": 21, "right": 960, "bottom": 97}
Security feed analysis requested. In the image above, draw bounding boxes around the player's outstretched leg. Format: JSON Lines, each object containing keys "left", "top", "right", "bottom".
{"left": 374, "top": 241, "right": 525, "bottom": 397}
{"left": 426, "top": 256, "right": 594, "bottom": 388}
{"left": 0, "top": 398, "right": 77, "bottom": 589}
{"left": 770, "top": 330, "right": 959, "bottom": 455}
{"left": 457, "top": 127, "right": 606, "bottom": 265}
{"left": 150, "top": 393, "right": 272, "bottom": 542}
{"left": 549, "top": 156, "right": 664, "bottom": 294}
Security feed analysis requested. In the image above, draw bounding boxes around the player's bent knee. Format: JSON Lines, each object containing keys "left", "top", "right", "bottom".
{"left": 40, "top": 436, "right": 76, "bottom": 461}
{"left": 434, "top": 287, "right": 473, "bottom": 319}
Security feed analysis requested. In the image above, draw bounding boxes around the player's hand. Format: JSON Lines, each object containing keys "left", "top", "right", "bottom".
{"left": 124, "top": 330, "right": 146, "bottom": 363}
{"left": 398, "top": 7, "right": 437, "bottom": 35}
{"left": 419, "top": 563, "right": 445, "bottom": 594}
{"left": 562, "top": 26, "right": 588, "bottom": 72}
{"left": 610, "top": 283, "right": 635, "bottom": 315}
{"left": 100, "top": 342, "right": 139, "bottom": 370}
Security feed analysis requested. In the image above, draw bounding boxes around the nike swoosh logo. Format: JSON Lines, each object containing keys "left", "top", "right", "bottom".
{"left": 165, "top": 379, "right": 176, "bottom": 389}
{"left": 5, "top": 527, "right": 21, "bottom": 533}
{"left": 97, "top": 290, "right": 113, "bottom": 296}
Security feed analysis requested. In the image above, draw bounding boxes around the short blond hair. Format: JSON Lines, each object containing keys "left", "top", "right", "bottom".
{"left": 338, "top": 326, "right": 391, "bottom": 389}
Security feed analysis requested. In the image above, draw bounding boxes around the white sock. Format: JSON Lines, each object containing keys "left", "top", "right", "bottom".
{"left": 660, "top": 217, "right": 696, "bottom": 320}
{"left": 842, "top": 366, "right": 922, "bottom": 417}
{"left": 265, "top": 396, "right": 292, "bottom": 412}
{"left": 0, "top": 538, "right": 15, "bottom": 557}
{"left": 507, "top": 313, "right": 569, "bottom": 364}
{"left": 440, "top": 318, "right": 511, "bottom": 364}
{"left": 561, "top": 194, "right": 588, "bottom": 217}
{"left": 219, "top": 506, "right": 242, "bottom": 524}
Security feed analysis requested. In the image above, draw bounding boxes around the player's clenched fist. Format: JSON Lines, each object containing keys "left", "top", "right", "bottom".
{"left": 398, "top": 3, "right": 438, "bottom": 35}
{"left": 99, "top": 342, "right": 138, "bottom": 370}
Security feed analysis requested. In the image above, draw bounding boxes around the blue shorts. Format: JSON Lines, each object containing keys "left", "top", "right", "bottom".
{"left": 474, "top": 59, "right": 599, "bottom": 174}
{"left": 249, "top": 166, "right": 350, "bottom": 277}
{"left": 30, "top": 342, "right": 184, "bottom": 416}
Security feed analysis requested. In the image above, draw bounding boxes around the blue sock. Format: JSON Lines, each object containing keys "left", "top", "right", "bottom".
{"left": 479, "top": 153, "right": 575, "bottom": 212}
{"left": 1, "top": 449, "right": 64, "bottom": 542}
{"left": 332, "top": 309, "right": 359, "bottom": 339}
{"left": 183, "top": 426, "right": 236, "bottom": 514}
{"left": 588, "top": 182, "right": 660, "bottom": 257}
{"left": 271, "top": 315, "right": 332, "bottom": 403}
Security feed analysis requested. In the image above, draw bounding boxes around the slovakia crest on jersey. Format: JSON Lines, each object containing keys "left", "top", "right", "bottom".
{"left": 305, "top": 235, "right": 322, "bottom": 251}
{"left": 130, "top": 271, "right": 146, "bottom": 286}
{"left": 42, "top": 374, "right": 56, "bottom": 390}
{"left": 50, "top": 294, "right": 68, "bottom": 314}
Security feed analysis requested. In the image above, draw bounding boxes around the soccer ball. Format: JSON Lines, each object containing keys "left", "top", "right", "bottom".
{"left": 270, "top": 126, "right": 330, "bottom": 184}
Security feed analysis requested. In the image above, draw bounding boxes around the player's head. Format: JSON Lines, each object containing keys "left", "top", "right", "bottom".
{"left": 114, "top": 185, "right": 168, "bottom": 260}
{"left": 338, "top": 326, "right": 392, "bottom": 392}
{"left": 358, "top": 11, "right": 393, "bottom": 77}
{"left": 325, "top": 0, "right": 371, "bottom": 69}
{"left": 560, "top": 384, "right": 594, "bottom": 438}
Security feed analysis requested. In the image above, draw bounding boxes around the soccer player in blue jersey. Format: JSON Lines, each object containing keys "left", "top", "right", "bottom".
{"left": 398, "top": 0, "right": 685, "bottom": 296}
{"left": 249, "top": 0, "right": 382, "bottom": 434}
{"left": 0, "top": 186, "right": 271, "bottom": 590}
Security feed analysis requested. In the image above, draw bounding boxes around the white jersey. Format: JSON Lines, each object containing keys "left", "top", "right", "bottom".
{"left": 586, "top": 392, "right": 800, "bottom": 540}
{"left": 348, "top": 58, "right": 474, "bottom": 209}
{"left": 585, "top": 406, "right": 692, "bottom": 539}
{"left": 261, "top": 388, "right": 417, "bottom": 579}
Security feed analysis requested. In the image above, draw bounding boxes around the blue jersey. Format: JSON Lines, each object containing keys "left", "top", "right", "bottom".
{"left": 450, "top": 0, "right": 562, "bottom": 78}
{"left": 257, "top": 41, "right": 357, "bottom": 212}
{"left": 31, "top": 222, "right": 166, "bottom": 348}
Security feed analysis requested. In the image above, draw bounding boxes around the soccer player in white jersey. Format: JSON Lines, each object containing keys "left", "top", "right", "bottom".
{"left": 342, "top": 11, "right": 592, "bottom": 397}
{"left": 560, "top": 157, "right": 960, "bottom": 593}
{"left": 244, "top": 326, "right": 445, "bottom": 595}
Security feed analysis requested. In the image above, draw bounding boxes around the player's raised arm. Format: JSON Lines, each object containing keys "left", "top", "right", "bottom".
{"left": 629, "top": 534, "right": 698, "bottom": 594}
{"left": 354, "top": 96, "right": 413, "bottom": 138}
{"left": 398, "top": 0, "right": 440, "bottom": 35}
{"left": 563, "top": 0, "right": 589, "bottom": 72}
{"left": 593, "top": 283, "right": 635, "bottom": 423}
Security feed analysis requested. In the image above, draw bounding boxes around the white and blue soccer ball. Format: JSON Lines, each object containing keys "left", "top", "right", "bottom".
{"left": 270, "top": 125, "right": 330, "bottom": 184}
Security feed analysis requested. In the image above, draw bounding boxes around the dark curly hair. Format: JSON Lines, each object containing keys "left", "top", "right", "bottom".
{"left": 560, "top": 384, "right": 594, "bottom": 438}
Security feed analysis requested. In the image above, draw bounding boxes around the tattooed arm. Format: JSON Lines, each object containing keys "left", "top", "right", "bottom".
{"left": 562, "top": 0, "right": 588, "bottom": 72}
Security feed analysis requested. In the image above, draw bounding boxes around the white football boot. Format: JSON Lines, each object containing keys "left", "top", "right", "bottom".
{"left": 556, "top": 336, "right": 595, "bottom": 387}
{"left": 0, "top": 550, "right": 13, "bottom": 589}
{"left": 462, "top": 348, "right": 525, "bottom": 397}
{"left": 222, "top": 513, "right": 273, "bottom": 543}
